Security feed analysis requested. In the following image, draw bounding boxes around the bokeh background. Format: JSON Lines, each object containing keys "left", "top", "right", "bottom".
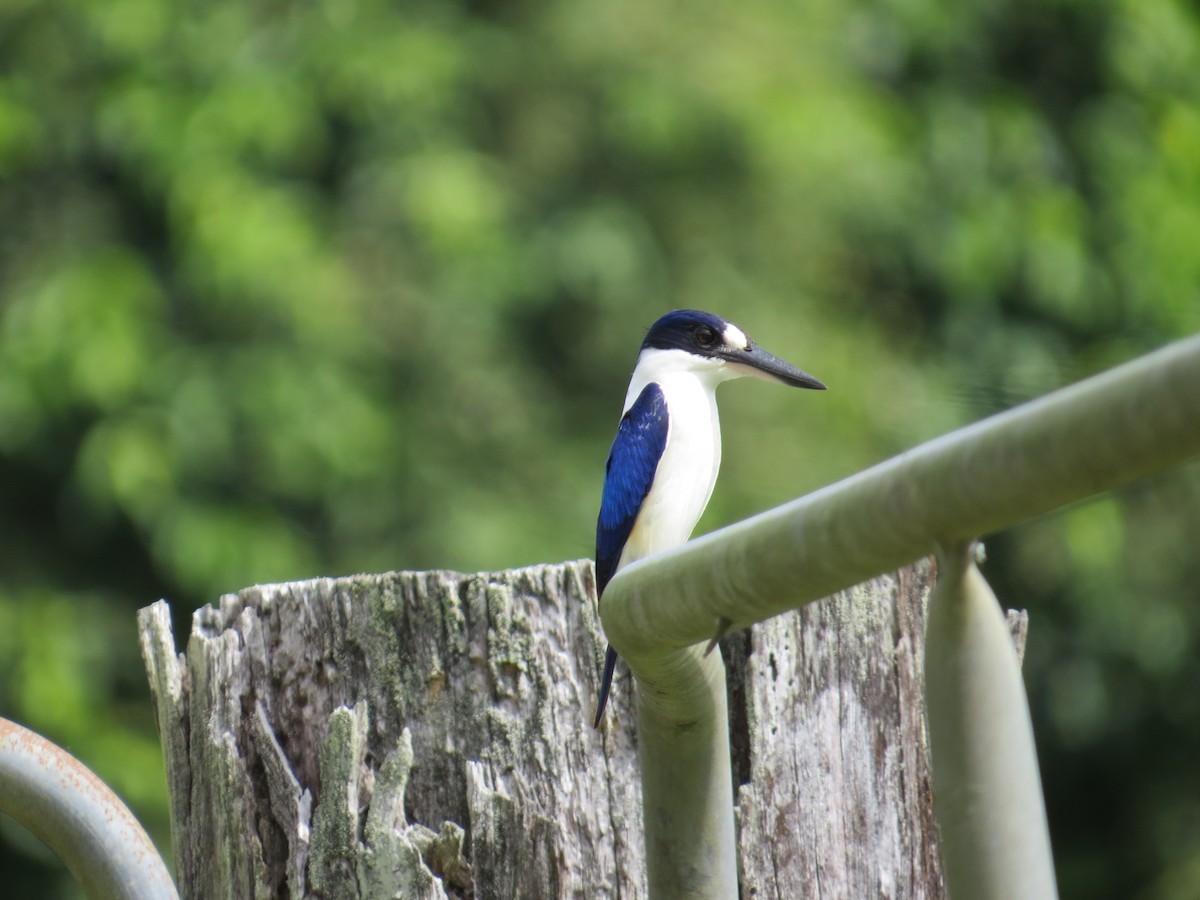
{"left": 2, "top": 0, "right": 1199, "bottom": 896}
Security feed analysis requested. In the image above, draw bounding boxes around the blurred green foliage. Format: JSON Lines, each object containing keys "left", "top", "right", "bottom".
{"left": 1, "top": 0, "right": 1199, "bottom": 896}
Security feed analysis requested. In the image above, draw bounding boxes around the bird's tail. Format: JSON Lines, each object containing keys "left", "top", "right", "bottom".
{"left": 592, "top": 645, "right": 618, "bottom": 728}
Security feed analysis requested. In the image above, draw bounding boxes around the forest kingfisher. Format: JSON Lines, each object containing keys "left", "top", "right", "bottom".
{"left": 593, "top": 309, "right": 826, "bottom": 727}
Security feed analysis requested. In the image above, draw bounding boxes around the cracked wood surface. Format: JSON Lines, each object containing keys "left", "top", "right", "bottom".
{"left": 139, "top": 559, "right": 1026, "bottom": 898}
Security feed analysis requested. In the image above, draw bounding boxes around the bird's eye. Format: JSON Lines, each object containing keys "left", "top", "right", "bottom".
{"left": 695, "top": 326, "right": 718, "bottom": 346}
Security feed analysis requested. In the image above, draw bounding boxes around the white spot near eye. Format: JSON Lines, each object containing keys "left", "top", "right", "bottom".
{"left": 723, "top": 323, "right": 750, "bottom": 350}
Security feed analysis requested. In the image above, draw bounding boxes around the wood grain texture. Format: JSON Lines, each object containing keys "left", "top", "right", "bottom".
{"left": 733, "top": 563, "right": 940, "bottom": 899}
{"left": 139, "top": 559, "right": 1027, "bottom": 899}
{"left": 731, "top": 562, "right": 1027, "bottom": 900}
{"left": 140, "top": 563, "right": 645, "bottom": 899}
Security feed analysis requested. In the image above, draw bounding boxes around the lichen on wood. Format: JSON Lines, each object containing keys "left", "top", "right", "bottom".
{"left": 139, "top": 559, "right": 1027, "bottom": 898}
{"left": 139, "top": 563, "right": 644, "bottom": 899}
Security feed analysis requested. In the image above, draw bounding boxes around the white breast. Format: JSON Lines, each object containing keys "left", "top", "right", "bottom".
{"left": 616, "top": 348, "right": 734, "bottom": 570}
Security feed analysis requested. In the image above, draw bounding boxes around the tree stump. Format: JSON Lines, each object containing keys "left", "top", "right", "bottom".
{"left": 138, "top": 559, "right": 1027, "bottom": 899}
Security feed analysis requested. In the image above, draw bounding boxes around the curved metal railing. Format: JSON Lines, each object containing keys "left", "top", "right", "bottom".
{"left": 0, "top": 717, "right": 178, "bottom": 900}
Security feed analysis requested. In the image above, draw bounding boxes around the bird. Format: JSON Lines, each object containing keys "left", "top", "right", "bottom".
{"left": 592, "top": 309, "right": 826, "bottom": 728}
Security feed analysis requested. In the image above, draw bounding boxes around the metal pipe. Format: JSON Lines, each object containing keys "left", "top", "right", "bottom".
{"left": 925, "top": 543, "right": 1057, "bottom": 899}
{"left": 601, "top": 334, "right": 1200, "bottom": 898}
{"left": 633, "top": 645, "right": 738, "bottom": 898}
{"left": 0, "top": 717, "right": 178, "bottom": 900}
{"left": 603, "top": 333, "right": 1200, "bottom": 656}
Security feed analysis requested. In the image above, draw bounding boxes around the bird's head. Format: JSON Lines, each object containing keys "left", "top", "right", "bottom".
{"left": 640, "top": 309, "right": 827, "bottom": 390}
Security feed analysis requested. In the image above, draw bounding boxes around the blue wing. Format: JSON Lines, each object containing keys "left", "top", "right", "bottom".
{"left": 593, "top": 382, "right": 668, "bottom": 728}
{"left": 595, "top": 382, "right": 669, "bottom": 597}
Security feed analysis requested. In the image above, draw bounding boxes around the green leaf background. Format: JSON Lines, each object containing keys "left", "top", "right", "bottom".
{"left": 1, "top": 0, "right": 1198, "bottom": 895}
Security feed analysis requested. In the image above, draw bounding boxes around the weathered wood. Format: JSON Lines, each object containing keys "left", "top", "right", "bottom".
{"left": 139, "top": 559, "right": 1027, "bottom": 898}
{"left": 733, "top": 562, "right": 935, "bottom": 898}
{"left": 140, "top": 564, "right": 644, "bottom": 899}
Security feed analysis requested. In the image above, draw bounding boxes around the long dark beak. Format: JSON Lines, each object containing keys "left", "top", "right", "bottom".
{"left": 724, "top": 344, "right": 827, "bottom": 390}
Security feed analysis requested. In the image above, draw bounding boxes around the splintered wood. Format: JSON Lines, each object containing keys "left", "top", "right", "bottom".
{"left": 139, "top": 559, "right": 1026, "bottom": 899}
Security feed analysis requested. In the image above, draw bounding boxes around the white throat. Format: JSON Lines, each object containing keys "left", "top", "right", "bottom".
{"left": 622, "top": 348, "right": 739, "bottom": 413}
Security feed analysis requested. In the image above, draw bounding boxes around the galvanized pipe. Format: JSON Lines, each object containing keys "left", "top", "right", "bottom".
{"left": 602, "top": 334, "right": 1200, "bottom": 898}
{"left": 0, "top": 717, "right": 178, "bottom": 900}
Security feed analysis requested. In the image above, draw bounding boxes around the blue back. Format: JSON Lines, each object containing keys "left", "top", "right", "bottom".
{"left": 595, "top": 383, "right": 669, "bottom": 596}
